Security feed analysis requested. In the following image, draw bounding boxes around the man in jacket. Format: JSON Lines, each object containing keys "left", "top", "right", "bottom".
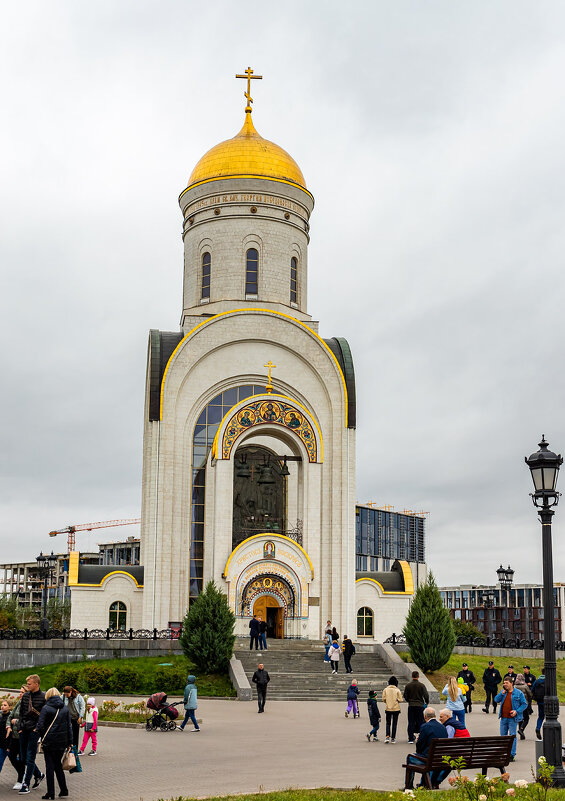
{"left": 249, "top": 614, "right": 260, "bottom": 651}
{"left": 257, "top": 616, "right": 268, "bottom": 650}
{"left": 523, "top": 666, "right": 536, "bottom": 716}
{"left": 495, "top": 677, "right": 527, "bottom": 759}
{"left": 343, "top": 635, "right": 355, "bottom": 674}
{"left": 531, "top": 670, "right": 545, "bottom": 740}
{"left": 482, "top": 661, "right": 502, "bottom": 714}
{"left": 252, "top": 663, "right": 270, "bottom": 713}
{"left": 18, "top": 674, "right": 45, "bottom": 794}
{"left": 403, "top": 671, "right": 429, "bottom": 744}
{"left": 457, "top": 663, "right": 476, "bottom": 713}
{"left": 504, "top": 665, "right": 518, "bottom": 685}
{"left": 404, "top": 708, "right": 448, "bottom": 789}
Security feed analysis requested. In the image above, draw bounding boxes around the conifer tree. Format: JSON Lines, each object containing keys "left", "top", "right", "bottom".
{"left": 180, "top": 581, "right": 235, "bottom": 673}
{"left": 402, "top": 572, "right": 455, "bottom": 673}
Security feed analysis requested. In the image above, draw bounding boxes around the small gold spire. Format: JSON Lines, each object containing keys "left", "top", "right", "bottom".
{"left": 236, "top": 66, "right": 263, "bottom": 113}
{"left": 264, "top": 360, "right": 277, "bottom": 394}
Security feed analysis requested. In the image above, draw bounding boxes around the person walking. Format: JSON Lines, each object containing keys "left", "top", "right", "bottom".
{"left": 18, "top": 674, "right": 45, "bottom": 794}
{"left": 79, "top": 697, "right": 98, "bottom": 754}
{"left": 345, "top": 679, "right": 360, "bottom": 718}
{"left": 482, "top": 660, "right": 502, "bottom": 714}
{"left": 252, "top": 663, "right": 270, "bottom": 713}
{"left": 366, "top": 690, "right": 381, "bottom": 741}
{"left": 442, "top": 676, "right": 466, "bottom": 725}
{"left": 515, "top": 673, "right": 532, "bottom": 740}
{"left": 404, "top": 708, "right": 448, "bottom": 790}
{"left": 382, "top": 676, "right": 403, "bottom": 743}
{"left": 494, "top": 676, "right": 527, "bottom": 760}
{"left": 403, "top": 670, "right": 429, "bottom": 743}
{"left": 179, "top": 675, "right": 200, "bottom": 731}
{"left": 0, "top": 699, "right": 18, "bottom": 780}
{"left": 257, "top": 616, "right": 268, "bottom": 650}
{"left": 343, "top": 635, "right": 355, "bottom": 674}
{"left": 9, "top": 690, "right": 25, "bottom": 790}
{"left": 249, "top": 614, "right": 260, "bottom": 650}
{"left": 35, "top": 687, "right": 72, "bottom": 800}
{"left": 531, "top": 669, "right": 545, "bottom": 740}
{"left": 328, "top": 640, "right": 341, "bottom": 674}
{"left": 62, "top": 687, "right": 84, "bottom": 773}
{"left": 457, "top": 663, "right": 476, "bottom": 713}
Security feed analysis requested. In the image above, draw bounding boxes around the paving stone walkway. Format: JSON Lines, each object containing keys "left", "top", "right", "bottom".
{"left": 0, "top": 701, "right": 555, "bottom": 800}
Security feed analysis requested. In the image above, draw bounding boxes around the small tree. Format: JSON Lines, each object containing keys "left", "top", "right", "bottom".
{"left": 180, "top": 581, "right": 235, "bottom": 674}
{"left": 403, "top": 572, "right": 456, "bottom": 673}
{"left": 45, "top": 597, "right": 71, "bottom": 629}
{"left": 451, "top": 618, "right": 486, "bottom": 643}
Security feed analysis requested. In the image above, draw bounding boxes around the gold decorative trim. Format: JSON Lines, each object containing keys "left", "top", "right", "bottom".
{"left": 223, "top": 533, "right": 314, "bottom": 580}
{"left": 71, "top": 569, "right": 143, "bottom": 589}
{"left": 355, "top": 577, "right": 413, "bottom": 596}
{"left": 159, "top": 308, "right": 348, "bottom": 426}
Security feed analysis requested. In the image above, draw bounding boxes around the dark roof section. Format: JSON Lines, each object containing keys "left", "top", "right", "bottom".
{"left": 324, "top": 337, "right": 356, "bottom": 428}
{"left": 148, "top": 330, "right": 184, "bottom": 421}
{"left": 356, "top": 561, "right": 405, "bottom": 592}
{"left": 77, "top": 564, "right": 144, "bottom": 586}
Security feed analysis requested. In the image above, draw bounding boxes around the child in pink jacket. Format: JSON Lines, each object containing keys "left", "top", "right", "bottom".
{"left": 79, "top": 697, "right": 98, "bottom": 755}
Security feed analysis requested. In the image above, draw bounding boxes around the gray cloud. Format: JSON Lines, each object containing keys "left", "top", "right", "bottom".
{"left": 1, "top": 1, "right": 565, "bottom": 584}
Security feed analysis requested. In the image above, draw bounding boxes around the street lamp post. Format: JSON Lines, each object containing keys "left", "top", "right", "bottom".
{"left": 525, "top": 435, "right": 565, "bottom": 785}
{"left": 36, "top": 551, "right": 57, "bottom": 635}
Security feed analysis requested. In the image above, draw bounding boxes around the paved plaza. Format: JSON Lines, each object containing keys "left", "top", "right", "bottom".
{"left": 0, "top": 700, "right": 558, "bottom": 801}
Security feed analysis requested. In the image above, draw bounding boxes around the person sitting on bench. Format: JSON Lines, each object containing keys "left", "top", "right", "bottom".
{"left": 405, "top": 708, "right": 448, "bottom": 789}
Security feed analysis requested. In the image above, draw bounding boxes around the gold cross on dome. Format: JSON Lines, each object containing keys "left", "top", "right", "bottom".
{"left": 236, "top": 67, "right": 263, "bottom": 112}
{"left": 264, "top": 360, "right": 276, "bottom": 394}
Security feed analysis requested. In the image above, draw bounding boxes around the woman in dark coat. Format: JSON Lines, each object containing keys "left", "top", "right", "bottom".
{"left": 35, "top": 688, "right": 72, "bottom": 799}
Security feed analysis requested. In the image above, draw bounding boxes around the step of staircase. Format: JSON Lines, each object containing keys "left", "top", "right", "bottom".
{"left": 234, "top": 640, "right": 394, "bottom": 701}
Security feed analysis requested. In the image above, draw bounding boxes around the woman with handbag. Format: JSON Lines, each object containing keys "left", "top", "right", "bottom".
{"left": 62, "top": 687, "right": 84, "bottom": 773}
{"left": 35, "top": 688, "right": 72, "bottom": 800}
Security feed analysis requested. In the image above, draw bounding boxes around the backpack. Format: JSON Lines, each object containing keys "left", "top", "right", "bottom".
{"left": 532, "top": 681, "right": 545, "bottom": 702}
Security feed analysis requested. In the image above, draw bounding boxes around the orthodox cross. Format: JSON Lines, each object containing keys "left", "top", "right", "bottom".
{"left": 264, "top": 360, "right": 276, "bottom": 394}
{"left": 236, "top": 67, "right": 262, "bottom": 112}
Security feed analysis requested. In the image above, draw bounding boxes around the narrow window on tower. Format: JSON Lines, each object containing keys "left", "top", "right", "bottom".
{"left": 201, "top": 252, "right": 211, "bottom": 300}
{"left": 290, "top": 256, "right": 298, "bottom": 305}
{"left": 245, "top": 248, "right": 259, "bottom": 296}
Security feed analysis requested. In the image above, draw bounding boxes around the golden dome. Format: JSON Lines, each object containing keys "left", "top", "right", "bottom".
{"left": 187, "top": 111, "right": 307, "bottom": 191}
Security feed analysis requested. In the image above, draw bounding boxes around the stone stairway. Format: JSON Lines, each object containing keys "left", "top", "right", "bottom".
{"left": 234, "top": 638, "right": 394, "bottom": 701}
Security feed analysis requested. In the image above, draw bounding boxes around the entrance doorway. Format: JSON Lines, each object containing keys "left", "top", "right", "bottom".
{"left": 253, "top": 596, "right": 284, "bottom": 639}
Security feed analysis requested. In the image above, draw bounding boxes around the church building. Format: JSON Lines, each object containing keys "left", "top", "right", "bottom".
{"left": 69, "top": 71, "right": 425, "bottom": 642}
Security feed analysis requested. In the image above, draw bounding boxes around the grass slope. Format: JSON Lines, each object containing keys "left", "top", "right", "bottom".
{"left": 0, "top": 655, "right": 235, "bottom": 696}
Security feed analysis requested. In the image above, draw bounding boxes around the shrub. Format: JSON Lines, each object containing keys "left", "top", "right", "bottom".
{"left": 153, "top": 665, "right": 186, "bottom": 693}
{"left": 180, "top": 581, "right": 235, "bottom": 673}
{"left": 54, "top": 664, "right": 81, "bottom": 690}
{"left": 452, "top": 619, "right": 486, "bottom": 643}
{"left": 79, "top": 664, "right": 113, "bottom": 693}
{"left": 403, "top": 572, "right": 456, "bottom": 673}
{"left": 109, "top": 664, "right": 141, "bottom": 693}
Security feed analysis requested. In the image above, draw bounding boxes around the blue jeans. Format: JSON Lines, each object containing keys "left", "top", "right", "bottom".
{"left": 405, "top": 754, "right": 426, "bottom": 788}
{"left": 19, "top": 730, "right": 41, "bottom": 787}
{"left": 180, "top": 709, "right": 199, "bottom": 730}
{"left": 500, "top": 716, "right": 518, "bottom": 756}
{"left": 259, "top": 632, "right": 267, "bottom": 649}
{"left": 537, "top": 702, "right": 545, "bottom": 731}
{"left": 453, "top": 708, "right": 466, "bottom": 725}
{"left": 0, "top": 746, "right": 7, "bottom": 772}
{"left": 324, "top": 645, "right": 330, "bottom": 662}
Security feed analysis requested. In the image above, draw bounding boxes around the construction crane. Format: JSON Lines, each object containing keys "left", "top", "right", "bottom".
{"left": 49, "top": 518, "right": 141, "bottom": 552}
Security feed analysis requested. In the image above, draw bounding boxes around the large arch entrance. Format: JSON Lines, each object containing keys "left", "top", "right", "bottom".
{"left": 241, "top": 573, "right": 295, "bottom": 639}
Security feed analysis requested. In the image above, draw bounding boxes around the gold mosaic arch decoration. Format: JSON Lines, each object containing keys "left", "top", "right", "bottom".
{"left": 219, "top": 397, "right": 318, "bottom": 463}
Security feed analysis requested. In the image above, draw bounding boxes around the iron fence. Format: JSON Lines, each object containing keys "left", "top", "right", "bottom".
{"left": 0, "top": 627, "right": 181, "bottom": 641}
{"left": 384, "top": 632, "right": 565, "bottom": 650}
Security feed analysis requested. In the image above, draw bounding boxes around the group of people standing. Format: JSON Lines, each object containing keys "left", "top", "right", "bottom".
{"left": 248, "top": 615, "right": 268, "bottom": 650}
{"left": 323, "top": 621, "right": 356, "bottom": 673}
{"left": 481, "top": 661, "right": 546, "bottom": 744}
{"left": 0, "top": 673, "right": 99, "bottom": 799}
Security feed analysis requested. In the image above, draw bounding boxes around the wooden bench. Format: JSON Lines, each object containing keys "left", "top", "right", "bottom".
{"left": 402, "top": 736, "right": 514, "bottom": 789}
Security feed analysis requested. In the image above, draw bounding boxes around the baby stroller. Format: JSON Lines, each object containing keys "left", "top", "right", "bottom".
{"left": 146, "top": 692, "right": 181, "bottom": 731}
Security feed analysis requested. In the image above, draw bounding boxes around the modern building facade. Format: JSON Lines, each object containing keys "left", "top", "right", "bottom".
{"left": 440, "top": 583, "right": 564, "bottom": 641}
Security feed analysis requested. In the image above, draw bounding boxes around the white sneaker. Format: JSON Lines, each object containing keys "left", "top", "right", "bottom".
{"left": 13, "top": 783, "right": 22, "bottom": 791}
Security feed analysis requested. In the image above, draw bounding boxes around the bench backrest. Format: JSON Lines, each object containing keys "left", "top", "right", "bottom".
{"left": 425, "top": 736, "right": 514, "bottom": 769}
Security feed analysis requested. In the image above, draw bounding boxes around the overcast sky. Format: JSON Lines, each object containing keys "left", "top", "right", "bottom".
{"left": 1, "top": 1, "right": 565, "bottom": 586}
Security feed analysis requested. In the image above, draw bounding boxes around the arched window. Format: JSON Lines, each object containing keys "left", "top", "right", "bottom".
{"left": 357, "top": 606, "right": 374, "bottom": 637}
{"left": 245, "top": 248, "right": 259, "bottom": 295}
{"left": 201, "top": 252, "right": 211, "bottom": 300}
{"left": 109, "top": 601, "right": 127, "bottom": 631}
{"left": 290, "top": 257, "right": 298, "bottom": 304}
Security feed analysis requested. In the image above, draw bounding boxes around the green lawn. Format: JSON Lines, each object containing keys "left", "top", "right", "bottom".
{"left": 399, "top": 651, "right": 556, "bottom": 702}
{"left": 0, "top": 654, "right": 235, "bottom": 697}
{"left": 159, "top": 789, "right": 565, "bottom": 801}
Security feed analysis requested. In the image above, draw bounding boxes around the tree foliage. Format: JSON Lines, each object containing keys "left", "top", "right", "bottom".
{"left": 451, "top": 618, "right": 486, "bottom": 643}
{"left": 45, "top": 597, "right": 71, "bottom": 629}
{"left": 403, "top": 572, "right": 456, "bottom": 672}
{"left": 179, "top": 581, "right": 235, "bottom": 674}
